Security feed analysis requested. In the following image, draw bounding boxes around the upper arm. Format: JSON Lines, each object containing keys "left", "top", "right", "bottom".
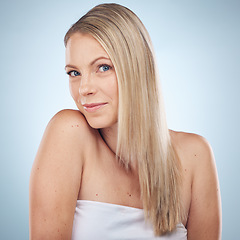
{"left": 29, "top": 109, "right": 92, "bottom": 240}
{"left": 186, "top": 134, "right": 222, "bottom": 240}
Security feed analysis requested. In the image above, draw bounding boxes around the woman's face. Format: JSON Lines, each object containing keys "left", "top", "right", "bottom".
{"left": 65, "top": 33, "right": 118, "bottom": 129}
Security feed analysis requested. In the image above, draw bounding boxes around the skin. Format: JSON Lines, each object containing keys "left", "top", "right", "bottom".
{"left": 29, "top": 33, "right": 222, "bottom": 239}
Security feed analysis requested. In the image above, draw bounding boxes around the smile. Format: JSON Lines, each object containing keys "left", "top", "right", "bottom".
{"left": 83, "top": 103, "right": 108, "bottom": 113}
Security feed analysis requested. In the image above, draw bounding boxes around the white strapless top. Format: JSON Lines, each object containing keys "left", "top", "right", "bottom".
{"left": 71, "top": 200, "right": 187, "bottom": 240}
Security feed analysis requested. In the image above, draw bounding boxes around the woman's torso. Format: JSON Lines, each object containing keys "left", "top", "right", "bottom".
{"left": 75, "top": 126, "right": 192, "bottom": 231}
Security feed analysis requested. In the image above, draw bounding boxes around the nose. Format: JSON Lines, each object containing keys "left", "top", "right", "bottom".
{"left": 79, "top": 74, "right": 96, "bottom": 96}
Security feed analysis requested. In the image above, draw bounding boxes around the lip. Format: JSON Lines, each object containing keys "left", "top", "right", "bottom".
{"left": 82, "top": 102, "right": 107, "bottom": 113}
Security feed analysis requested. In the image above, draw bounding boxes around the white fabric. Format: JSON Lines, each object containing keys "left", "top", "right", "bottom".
{"left": 71, "top": 200, "right": 187, "bottom": 240}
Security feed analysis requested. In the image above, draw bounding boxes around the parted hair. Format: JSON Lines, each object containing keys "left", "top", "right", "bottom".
{"left": 64, "top": 3, "right": 183, "bottom": 235}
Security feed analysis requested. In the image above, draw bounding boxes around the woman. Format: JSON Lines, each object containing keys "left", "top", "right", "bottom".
{"left": 29, "top": 3, "right": 221, "bottom": 239}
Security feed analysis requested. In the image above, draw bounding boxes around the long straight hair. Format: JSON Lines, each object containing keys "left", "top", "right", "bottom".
{"left": 64, "top": 3, "right": 183, "bottom": 235}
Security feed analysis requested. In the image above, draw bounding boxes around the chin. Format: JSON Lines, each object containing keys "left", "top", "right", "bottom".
{"left": 86, "top": 117, "right": 117, "bottom": 129}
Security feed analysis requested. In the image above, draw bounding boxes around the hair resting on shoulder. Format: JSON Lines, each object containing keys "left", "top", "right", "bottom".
{"left": 64, "top": 3, "right": 183, "bottom": 236}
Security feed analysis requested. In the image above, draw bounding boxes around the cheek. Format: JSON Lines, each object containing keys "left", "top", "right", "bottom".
{"left": 107, "top": 76, "right": 118, "bottom": 101}
{"left": 69, "top": 81, "right": 85, "bottom": 114}
{"left": 113, "top": 79, "right": 119, "bottom": 106}
{"left": 69, "top": 81, "right": 79, "bottom": 102}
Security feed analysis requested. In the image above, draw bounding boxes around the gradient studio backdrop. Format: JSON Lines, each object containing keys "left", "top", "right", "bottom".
{"left": 0, "top": 0, "right": 239, "bottom": 239}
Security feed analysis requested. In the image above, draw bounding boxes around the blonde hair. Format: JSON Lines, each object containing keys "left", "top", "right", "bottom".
{"left": 64, "top": 3, "right": 183, "bottom": 235}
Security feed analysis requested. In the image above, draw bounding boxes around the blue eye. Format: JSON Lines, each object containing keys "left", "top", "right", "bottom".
{"left": 99, "top": 65, "right": 111, "bottom": 72}
{"left": 67, "top": 70, "right": 80, "bottom": 77}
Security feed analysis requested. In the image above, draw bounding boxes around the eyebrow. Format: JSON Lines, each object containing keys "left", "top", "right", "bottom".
{"left": 65, "top": 56, "right": 111, "bottom": 70}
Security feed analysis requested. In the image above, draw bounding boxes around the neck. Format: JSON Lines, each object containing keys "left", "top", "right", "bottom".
{"left": 99, "top": 124, "right": 138, "bottom": 173}
{"left": 99, "top": 123, "right": 118, "bottom": 156}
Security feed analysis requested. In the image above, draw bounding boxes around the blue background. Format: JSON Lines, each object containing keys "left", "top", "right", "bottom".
{"left": 0, "top": 0, "right": 239, "bottom": 239}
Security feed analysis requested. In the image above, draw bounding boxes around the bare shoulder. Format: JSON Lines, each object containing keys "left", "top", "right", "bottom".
{"left": 48, "top": 109, "right": 96, "bottom": 136}
{"left": 169, "top": 130, "right": 215, "bottom": 170}
{"left": 39, "top": 109, "right": 99, "bottom": 165}
{"left": 170, "top": 130, "right": 222, "bottom": 239}
{"left": 29, "top": 109, "right": 98, "bottom": 239}
{"left": 46, "top": 109, "right": 98, "bottom": 150}
{"left": 169, "top": 129, "right": 212, "bottom": 155}
{"left": 169, "top": 130, "right": 220, "bottom": 188}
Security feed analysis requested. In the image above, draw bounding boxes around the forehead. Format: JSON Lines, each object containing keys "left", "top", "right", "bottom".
{"left": 65, "top": 33, "right": 109, "bottom": 61}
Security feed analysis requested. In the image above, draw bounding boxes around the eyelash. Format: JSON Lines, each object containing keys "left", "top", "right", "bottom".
{"left": 67, "top": 70, "right": 80, "bottom": 77}
{"left": 98, "top": 64, "right": 112, "bottom": 72}
{"left": 66, "top": 64, "right": 112, "bottom": 77}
